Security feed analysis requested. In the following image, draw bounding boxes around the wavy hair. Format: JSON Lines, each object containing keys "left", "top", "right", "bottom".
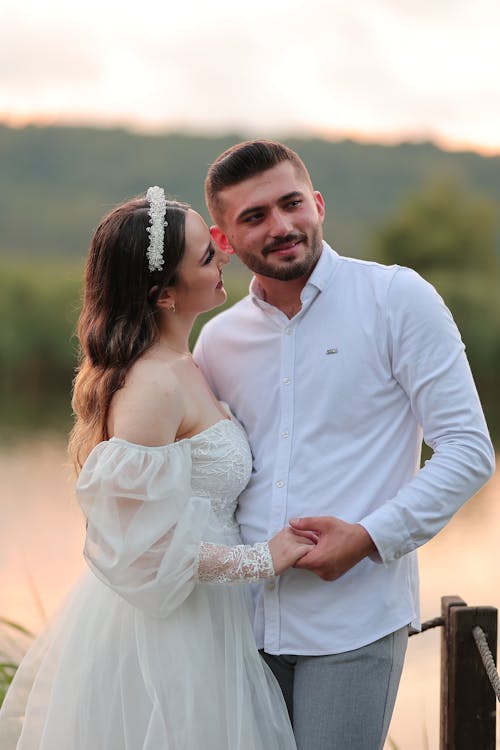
{"left": 69, "top": 194, "right": 189, "bottom": 472}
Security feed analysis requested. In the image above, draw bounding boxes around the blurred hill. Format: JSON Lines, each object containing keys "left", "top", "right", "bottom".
{"left": 1, "top": 123, "right": 500, "bottom": 263}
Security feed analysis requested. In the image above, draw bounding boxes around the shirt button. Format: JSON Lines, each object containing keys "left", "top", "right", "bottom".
{"left": 281, "top": 430, "right": 289, "bottom": 438}
{"left": 267, "top": 581, "right": 276, "bottom": 591}
{"left": 285, "top": 327, "right": 293, "bottom": 335}
{"left": 276, "top": 480, "right": 285, "bottom": 488}
{"left": 282, "top": 377, "right": 291, "bottom": 385}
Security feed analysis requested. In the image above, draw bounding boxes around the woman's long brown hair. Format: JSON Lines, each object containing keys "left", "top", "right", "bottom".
{"left": 68, "top": 194, "right": 189, "bottom": 472}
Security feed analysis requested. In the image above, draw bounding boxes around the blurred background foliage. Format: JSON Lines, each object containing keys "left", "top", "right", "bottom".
{"left": 374, "top": 178, "right": 500, "bottom": 440}
{"left": 1, "top": 124, "right": 499, "bottom": 443}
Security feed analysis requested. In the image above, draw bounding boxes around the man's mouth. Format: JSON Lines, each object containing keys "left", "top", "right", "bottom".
{"left": 264, "top": 235, "right": 305, "bottom": 256}
{"left": 271, "top": 243, "right": 301, "bottom": 256}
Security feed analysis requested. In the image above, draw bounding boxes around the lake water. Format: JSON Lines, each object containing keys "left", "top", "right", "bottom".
{"left": 0, "top": 437, "right": 498, "bottom": 749}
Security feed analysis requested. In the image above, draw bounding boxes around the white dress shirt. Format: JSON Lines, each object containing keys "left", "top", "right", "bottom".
{"left": 193, "top": 243, "right": 494, "bottom": 655}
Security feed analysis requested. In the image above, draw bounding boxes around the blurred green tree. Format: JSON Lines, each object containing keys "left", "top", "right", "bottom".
{"left": 373, "top": 179, "right": 500, "bottom": 442}
{"left": 373, "top": 178, "right": 498, "bottom": 273}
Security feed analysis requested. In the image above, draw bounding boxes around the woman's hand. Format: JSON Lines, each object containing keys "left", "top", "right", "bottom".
{"left": 268, "top": 527, "right": 317, "bottom": 576}
{"left": 289, "top": 516, "right": 377, "bottom": 581}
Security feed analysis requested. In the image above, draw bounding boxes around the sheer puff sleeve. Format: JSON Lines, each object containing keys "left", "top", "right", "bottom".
{"left": 77, "top": 438, "right": 274, "bottom": 618}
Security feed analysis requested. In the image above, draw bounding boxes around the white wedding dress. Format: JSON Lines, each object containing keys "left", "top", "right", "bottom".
{"left": 0, "top": 416, "right": 296, "bottom": 749}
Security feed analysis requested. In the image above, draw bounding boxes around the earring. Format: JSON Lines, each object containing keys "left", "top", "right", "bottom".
{"left": 167, "top": 303, "right": 176, "bottom": 312}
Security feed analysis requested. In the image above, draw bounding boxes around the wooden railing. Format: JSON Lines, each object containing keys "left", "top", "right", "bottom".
{"left": 411, "top": 595, "right": 498, "bottom": 749}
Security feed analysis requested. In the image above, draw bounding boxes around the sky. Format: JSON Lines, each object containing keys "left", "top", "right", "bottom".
{"left": 2, "top": 0, "right": 500, "bottom": 155}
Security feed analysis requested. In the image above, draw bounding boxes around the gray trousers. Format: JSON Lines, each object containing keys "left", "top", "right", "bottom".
{"left": 261, "top": 626, "right": 408, "bottom": 750}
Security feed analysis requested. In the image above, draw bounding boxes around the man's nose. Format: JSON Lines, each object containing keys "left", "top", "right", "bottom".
{"left": 269, "top": 208, "right": 292, "bottom": 236}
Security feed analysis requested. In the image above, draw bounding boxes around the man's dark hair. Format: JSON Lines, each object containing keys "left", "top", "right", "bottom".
{"left": 205, "top": 140, "right": 312, "bottom": 223}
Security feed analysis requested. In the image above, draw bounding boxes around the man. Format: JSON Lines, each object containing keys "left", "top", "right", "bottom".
{"left": 193, "top": 140, "right": 495, "bottom": 750}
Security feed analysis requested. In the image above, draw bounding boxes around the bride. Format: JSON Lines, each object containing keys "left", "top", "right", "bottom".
{"left": 0, "top": 187, "right": 315, "bottom": 749}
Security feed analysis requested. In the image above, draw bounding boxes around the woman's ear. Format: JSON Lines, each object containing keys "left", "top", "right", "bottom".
{"left": 155, "top": 287, "right": 176, "bottom": 312}
{"left": 210, "top": 226, "right": 234, "bottom": 254}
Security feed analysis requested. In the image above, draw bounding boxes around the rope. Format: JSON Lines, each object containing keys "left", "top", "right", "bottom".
{"left": 472, "top": 625, "right": 500, "bottom": 702}
{"left": 406, "top": 614, "right": 499, "bottom": 702}
{"left": 408, "top": 616, "right": 444, "bottom": 637}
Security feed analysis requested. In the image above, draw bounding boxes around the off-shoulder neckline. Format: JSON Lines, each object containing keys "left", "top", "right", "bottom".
{"left": 108, "top": 415, "right": 233, "bottom": 452}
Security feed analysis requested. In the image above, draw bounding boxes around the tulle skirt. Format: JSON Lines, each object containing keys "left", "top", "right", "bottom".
{"left": 0, "top": 568, "right": 296, "bottom": 749}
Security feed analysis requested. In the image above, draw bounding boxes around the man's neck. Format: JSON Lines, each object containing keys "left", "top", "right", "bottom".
{"left": 254, "top": 274, "right": 308, "bottom": 319}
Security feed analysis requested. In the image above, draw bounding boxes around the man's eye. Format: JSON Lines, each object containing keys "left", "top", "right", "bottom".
{"left": 288, "top": 199, "right": 301, "bottom": 208}
{"left": 244, "top": 214, "right": 262, "bottom": 223}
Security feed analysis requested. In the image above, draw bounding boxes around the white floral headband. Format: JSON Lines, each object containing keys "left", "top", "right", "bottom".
{"left": 146, "top": 186, "right": 168, "bottom": 273}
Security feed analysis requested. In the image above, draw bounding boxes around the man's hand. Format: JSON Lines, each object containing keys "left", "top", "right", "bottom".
{"left": 289, "top": 516, "right": 377, "bottom": 581}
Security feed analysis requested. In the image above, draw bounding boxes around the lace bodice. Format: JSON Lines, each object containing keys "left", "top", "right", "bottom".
{"left": 186, "top": 418, "right": 274, "bottom": 584}
{"left": 188, "top": 417, "right": 252, "bottom": 532}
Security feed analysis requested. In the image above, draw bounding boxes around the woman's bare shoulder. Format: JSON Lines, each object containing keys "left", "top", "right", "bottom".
{"left": 109, "top": 359, "right": 184, "bottom": 446}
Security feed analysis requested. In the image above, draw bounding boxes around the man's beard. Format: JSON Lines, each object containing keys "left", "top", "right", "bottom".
{"left": 236, "top": 228, "right": 323, "bottom": 281}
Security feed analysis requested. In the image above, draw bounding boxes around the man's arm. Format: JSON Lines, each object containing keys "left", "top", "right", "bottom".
{"left": 294, "top": 269, "right": 495, "bottom": 579}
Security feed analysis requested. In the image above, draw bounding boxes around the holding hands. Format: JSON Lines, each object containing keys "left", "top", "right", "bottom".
{"left": 268, "top": 527, "right": 318, "bottom": 575}
{"left": 289, "top": 516, "right": 377, "bottom": 581}
{"left": 268, "top": 517, "right": 376, "bottom": 580}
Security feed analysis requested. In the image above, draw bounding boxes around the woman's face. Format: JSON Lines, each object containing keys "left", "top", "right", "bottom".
{"left": 173, "top": 210, "right": 229, "bottom": 315}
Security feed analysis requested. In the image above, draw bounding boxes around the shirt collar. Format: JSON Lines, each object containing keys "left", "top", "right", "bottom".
{"left": 249, "top": 241, "right": 339, "bottom": 303}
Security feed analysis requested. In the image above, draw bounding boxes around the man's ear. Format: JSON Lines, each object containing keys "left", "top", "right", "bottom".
{"left": 210, "top": 225, "right": 234, "bottom": 254}
{"left": 313, "top": 190, "right": 325, "bottom": 223}
{"left": 313, "top": 191, "right": 326, "bottom": 224}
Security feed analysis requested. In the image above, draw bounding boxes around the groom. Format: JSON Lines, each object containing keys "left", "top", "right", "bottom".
{"left": 193, "top": 140, "right": 494, "bottom": 749}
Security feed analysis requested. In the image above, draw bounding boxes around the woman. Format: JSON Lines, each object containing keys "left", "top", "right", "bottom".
{"left": 0, "top": 188, "right": 314, "bottom": 749}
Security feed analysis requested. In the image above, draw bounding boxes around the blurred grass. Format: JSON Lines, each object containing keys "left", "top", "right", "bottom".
{"left": 0, "top": 260, "right": 251, "bottom": 441}
{"left": 0, "top": 618, "right": 34, "bottom": 707}
{"left": 0, "top": 260, "right": 82, "bottom": 439}
{"left": 2, "top": 258, "right": 499, "bottom": 445}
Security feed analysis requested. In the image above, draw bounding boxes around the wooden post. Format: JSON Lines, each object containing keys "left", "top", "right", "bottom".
{"left": 441, "top": 595, "right": 467, "bottom": 750}
{"left": 440, "top": 595, "right": 498, "bottom": 750}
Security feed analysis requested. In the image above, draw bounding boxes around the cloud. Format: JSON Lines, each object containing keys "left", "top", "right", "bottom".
{"left": 92, "top": 16, "right": 313, "bottom": 132}
{"left": 0, "top": 9, "right": 103, "bottom": 91}
{"left": 0, "top": 0, "right": 499, "bottom": 152}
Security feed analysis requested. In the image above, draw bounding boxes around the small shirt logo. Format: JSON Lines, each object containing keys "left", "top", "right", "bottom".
{"left": 325, "top": 348, "right": 338, "bottom": 355}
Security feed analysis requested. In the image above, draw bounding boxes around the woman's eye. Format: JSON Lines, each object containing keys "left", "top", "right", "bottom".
{"left": 203, "top": 247, "right": 215, "bottom": 265}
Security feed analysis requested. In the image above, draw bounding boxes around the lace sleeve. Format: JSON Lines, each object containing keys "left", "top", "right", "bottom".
{"left": 197, "top": 542, "right": 275, "bottom": 584}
